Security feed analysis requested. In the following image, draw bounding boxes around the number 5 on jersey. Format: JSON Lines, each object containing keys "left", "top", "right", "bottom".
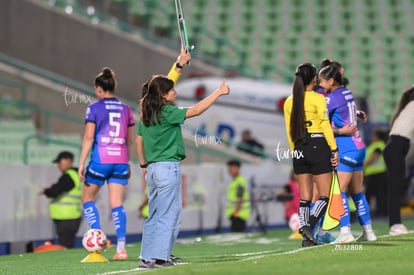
{"left": 109, "top": 112, "right": 121, "bottom": 137}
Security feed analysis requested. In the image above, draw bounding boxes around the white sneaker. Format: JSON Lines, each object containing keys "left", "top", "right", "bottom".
{"left": 357, "top": 230, "right": 377, "bottom": 241}
{"left": 333, "top": 232, "right": 355, "bottom": 244}
{"left": 389, "top": 224, "right": 413, "bottom": 236}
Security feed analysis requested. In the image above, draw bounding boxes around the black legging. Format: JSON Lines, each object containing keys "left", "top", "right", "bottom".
{"left": 230, "top": 216, "right": 247, "bottom": 232}
{"left": 383, "top": 135, "right": 410, "bottom": 226}
{"left": 53, "top": 218, "right": 82, "bottom": 248}
{"left": 365, "top": 172, "right": 388, "bottom": 216}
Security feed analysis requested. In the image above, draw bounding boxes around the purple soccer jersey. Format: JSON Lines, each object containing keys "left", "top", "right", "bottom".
{"left": 315, "top": 87, "right": 327, "bottom": 96}
{"left": 325, "top": 87, "right": 365, "bottom": 151}
{"left": 85, "top": 98, "right": 135, "bottom": 164}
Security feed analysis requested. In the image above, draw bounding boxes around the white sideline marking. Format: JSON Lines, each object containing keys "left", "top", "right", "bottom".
{"left": 97, "top": 268, "right": 141, "bottom": 275}
{"left": 233, "top": 250, "right": 276, "bottom": 257}
{"left": 203, "top": 233, "right": 279, "bottom": 245}
{"left": 238, "top": 247, "right": 315, "bottom": 262}
{"left": 239, "top": 255, "right": 265, "bottom": 261}
{"left": 279, "top": 245, "right": 320, "bottom": 255}
{"left": 97, "top": 233, "right": 413, "bottom": 274}
{"left": 96, "top": 263, "right": 189, "bottom": 275}
{"left": 239, "top": 246, "right": 315, "bottom": 261}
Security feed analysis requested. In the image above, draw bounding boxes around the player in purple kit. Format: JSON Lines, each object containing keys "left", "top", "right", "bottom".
{"left": 310, "top": 59, "right": 350, "bottom": 243}
{"left": 318, "top": 64, "right": 376, "bottom": 243}
{"left": 79, "top": 67, "right": 135, "bottom": 260}
{"left": 313, "top": 59, "right": 368, "bottom": 244}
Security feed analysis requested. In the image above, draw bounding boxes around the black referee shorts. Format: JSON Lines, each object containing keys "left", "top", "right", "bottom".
{"left": 293, "top": 133, "right": 332, "bottom": 175}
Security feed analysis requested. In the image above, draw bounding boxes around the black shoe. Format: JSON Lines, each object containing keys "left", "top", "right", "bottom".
{"left": 299, "top": 226, "right": 317, "bottom": 244}
{"left": 302, "top": 239, "right": 317, "bottom": 247}
{"left": 139, "top": 260, "right": 155, "bottom": 269}
{"left": 154, "top": 259, "right": 175, "bottom": 267}
{"left": 139, "top": 259, "right": 175, "bottom": 269}
{"left": 170, "top": 254, "right": 183, "bottom": 262}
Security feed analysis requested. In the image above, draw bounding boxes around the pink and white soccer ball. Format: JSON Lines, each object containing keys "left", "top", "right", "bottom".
{"left": 82, "top": 229, "right": 107, "bottom": 253}
{"left": 288, "top": 213, "right": 301, "bottom": 232}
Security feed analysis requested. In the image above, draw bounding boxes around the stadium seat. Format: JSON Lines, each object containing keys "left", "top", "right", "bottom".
{"left": 107, "top": 0, "right": 129, "bottom": 21}
{"left": 0, "top": 119, "right": 81, "bottom": 164}
{"left": 126, "top": 0, "right": 148, "bottom": 27}
{"left": 43, "top": 0, "right": 414, "bottom": 121}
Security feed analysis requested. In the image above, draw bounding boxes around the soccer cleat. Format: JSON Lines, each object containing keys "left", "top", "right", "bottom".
{"left": 333, "top": 232, "right": 355, "bottom": 244}
{"left": 357, "top": 230, "right": 377, "bottom": 241}
{"left": 389, "top": 224, "right": 413, "bottom": 236}
{"left": 299, "top": 226, "right": 317, "bottom": 245}
{"left": 139, "top": 259, "right": 175, "bottom": 268}
{"left": 301, "top": 239, "right": 316, "bottom": 247}
{"left": 315, "top": 232, "right": 336, "bottom": 244}
{"left": 112, "top": 250, "right": 128, "bottom": 260}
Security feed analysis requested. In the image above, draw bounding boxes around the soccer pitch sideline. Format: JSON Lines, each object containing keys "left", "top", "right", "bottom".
{"left": 1, "top": 219, "right": 414, "bottom": 275}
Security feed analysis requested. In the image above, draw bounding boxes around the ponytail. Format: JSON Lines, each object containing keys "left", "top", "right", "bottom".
{"left": 290, "top": 63, "right": 316, "bottom": 143}
{"left": 290, "top": 75, "right": 306, "bottom": 142}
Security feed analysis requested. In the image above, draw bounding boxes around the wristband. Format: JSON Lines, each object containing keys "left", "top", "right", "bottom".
{"left": 175, "top": 62, "right": 184, "bottom": 69}
{"left": 140, "top": 163, "right": 148, "bottom": 168}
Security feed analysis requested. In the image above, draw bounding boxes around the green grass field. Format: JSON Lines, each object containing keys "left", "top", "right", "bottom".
{"left": 2, "top": 219, "right": 414, "bottom": 275}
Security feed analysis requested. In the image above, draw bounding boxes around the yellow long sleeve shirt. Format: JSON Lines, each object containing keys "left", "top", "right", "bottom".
{"left": 283, "top": 91, "right": 337, "bottom": 151}
{"left": 167, "top": 63, "right": 181, "bottom": 84}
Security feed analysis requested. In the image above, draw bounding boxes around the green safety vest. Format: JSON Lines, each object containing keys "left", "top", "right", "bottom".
{"left": 364, "top": 140, "right": 386, "bottom": 176}
{"left": 226, "top": 175, "right": 251, "bottom": 221}
{"left": 50, "top": 168, "right": 82, "bottom": 220}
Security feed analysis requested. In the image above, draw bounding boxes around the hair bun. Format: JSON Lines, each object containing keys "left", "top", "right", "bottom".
{"left": 102, "top": 67, "right": 114, "bottom": 79}
{"left": 342, "top": 77, "right": 350, "bottom": 86}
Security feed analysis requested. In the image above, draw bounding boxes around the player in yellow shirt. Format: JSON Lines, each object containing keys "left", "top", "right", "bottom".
{"left": 283, "top": 63, "right": 338, "bottom": 247}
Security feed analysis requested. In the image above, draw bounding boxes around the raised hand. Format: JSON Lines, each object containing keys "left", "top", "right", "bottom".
{"left": 218, "top": 80, "right": 230, "bottom": 96}
{"left": 177, "top": 48, "right": 191, "bottom": 66}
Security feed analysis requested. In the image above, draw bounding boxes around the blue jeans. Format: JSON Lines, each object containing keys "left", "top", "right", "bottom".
{"left": 140, "top": 162, "right": 182, "bottom": 262}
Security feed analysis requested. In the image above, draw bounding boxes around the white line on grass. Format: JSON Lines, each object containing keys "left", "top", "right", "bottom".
{"left": 203, "top": 233, "right": 280, "bottom": 246}
{"left": 97, "top": 233, "right": 414, "bottom": 274}
{"left": 239, "top": 235, "right": 414, "bottom": 261}
{"left": 239, "top": 245, "right": 318, "bottom": 261}
{"left": 97, "top": 268, "right": 141, "bottom": 275}
{"left": 238, "top": 255, "right": 266, "bottom": 261}
{"left": 96, "top": 263, "right": 189, "bottom": 275}
{"left": 233, "top": 250, "right": 276, "bottom": 257}
{"left": 279, "top": 245, "right": 321, "bottom": 255}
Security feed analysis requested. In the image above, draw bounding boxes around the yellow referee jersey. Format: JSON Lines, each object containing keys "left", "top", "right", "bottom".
{"left": 283, "top": 91, "right": 337, "bottom": 151}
